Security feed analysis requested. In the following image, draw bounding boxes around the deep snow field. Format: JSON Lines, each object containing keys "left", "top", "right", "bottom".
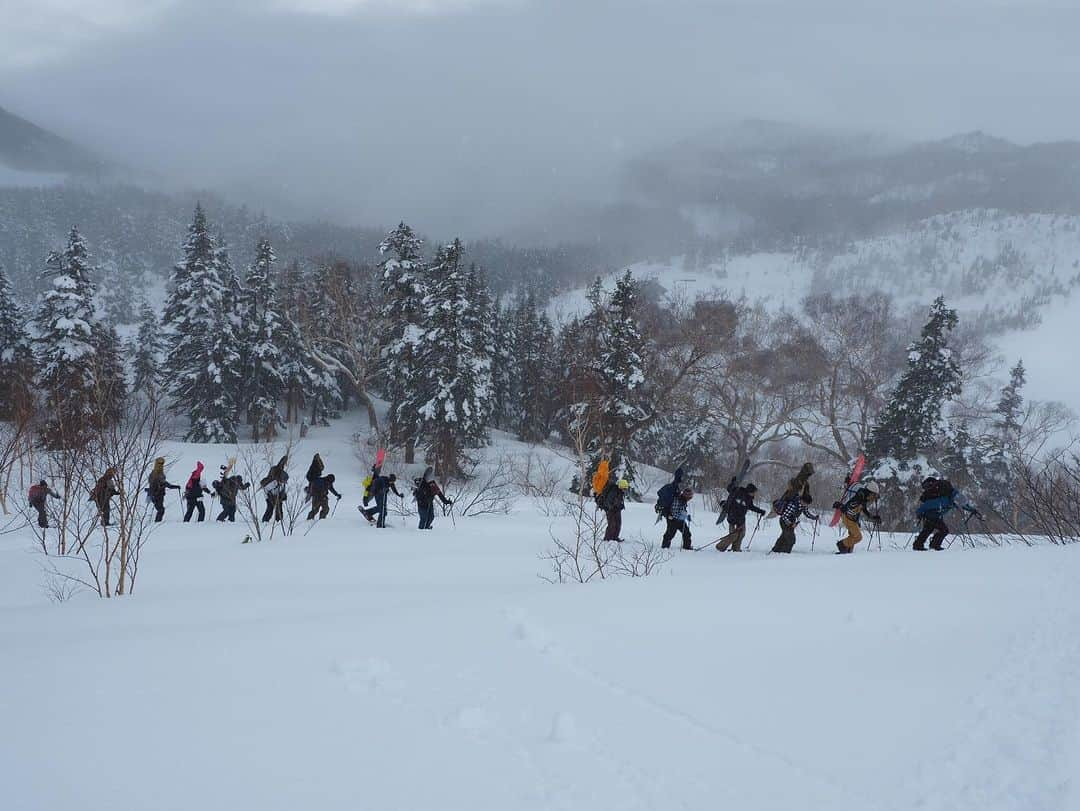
{"left": 2, "top": 416, "right": 1078, "bottom": 811}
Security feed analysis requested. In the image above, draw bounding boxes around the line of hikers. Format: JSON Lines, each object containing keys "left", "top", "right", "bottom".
{"left": 25, "top": 452, "right": 454, "bottom": 532}
{"left": 596, "top": 461, "right": 982, "bottom": 554}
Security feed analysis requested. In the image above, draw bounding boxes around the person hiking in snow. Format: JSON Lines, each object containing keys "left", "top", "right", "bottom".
{"left": 655, "top": 467, "right": 685, "bottom": 520}
{"left": 213, "top": 473, "right": 249, "bottom": 523}
{"left": 715, "top": 480, "right": 765, "bottom": 552}
{"left": 90, "top": 468, "right": 119, "bottom": 527}
{"left": 834, "top": 480, "right": 882, "bottom": 554}
{"left": 27, "top": 480, "right": 59, "bottom": 529}
{"left": 771, "top": 492, "right": 819, "bottom": 554}
{"left": 260, "top": 455, "right": 289, "bottom": 523}
{"left": 362, "top": 472, "right": 403, "bottom": 528}
{"left": 304, "top": 453, "right": 324, "bottom": 501}
{"left": 183, "top": 462, "right": 212, "bottom": 523}
{"left": 413, "top": 467, "right": 452, "bottom": 530}
{"left": 661, "top": 487, "right": 694, "bottom": 550}
{"left": 146, "top": 457, "right": 181, "bottom": 523}
{"left": 913, "top": 476, "right": 980, "bottom": 551}
{"left": 598, "top": 477, "right": 629, "bottom": 542}
{"left": 768, "top": 462, "right": 815, "bottom": 517}
{"left": 307, "top": 474, "right": 342, "bottom": 520}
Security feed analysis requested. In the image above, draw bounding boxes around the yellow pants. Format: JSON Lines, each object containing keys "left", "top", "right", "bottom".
{"left": 839, "top": 515, "right": 863, "bottom": 551}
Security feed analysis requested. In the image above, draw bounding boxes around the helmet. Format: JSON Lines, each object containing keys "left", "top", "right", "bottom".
{"left": 864, "top": 481, "right": 880, "bottom": 495}
{"left": 617, "top": 478, "right": 629, "bottom": 490}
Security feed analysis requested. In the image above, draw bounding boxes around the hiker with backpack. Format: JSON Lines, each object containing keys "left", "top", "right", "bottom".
{"left": 260, "top": 455, "right": 289, "bottom": 523}
{"left": 182, "top": 462, "right": 212, "bottom": 523}
{"left": 307, "top": 473, "right": 342, "bottom": 520}
{"left": 769, "top": 463, "right": 815, "bottom": 516}
{"left": 714, "top": 479, "right": 765, "bottom": 552}
{"left": 771, "top": 492, "right": 819, "bottom": 553}
{"left": 27, "top": 480, "right": 59, "bottom": 528}
{"left": 599, "top": 477, "right": 629, "bottom": 542}
{"left": 914, "top": 476, "right": 980, "bottom": 551}
{"left": 90, "top": 468, "right": 119, "bottom": 527}
{"left": 834, "top": 480, "right": 882, "bottom": 554}
{"left": 655, "top": 467, "right": 685, "bottom": 519}
{"left": 304, "top": 453, "right": 324, "bottom": 502}
{"left": 146, "top": 457, "right": 181, "bottom": 523}
{"left": 661, "top": 487, "right": 695, "bottom": 550}
{"left": 213, "top": 472, "right": 249, "bottom": 523}
{"left": 413, "top": 467, "right": 452, "bottom": 530}
{"left": 362, "top": 472, "right": 403, "bottom": 528}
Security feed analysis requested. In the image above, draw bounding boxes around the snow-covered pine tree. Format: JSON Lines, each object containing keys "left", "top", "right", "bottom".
{"left": 162, "top": 204, "right": 240, "bottom": 443}
{"left": 33, "top": 227, "right": 102, "bottom": 444}
{"left": 488, "top": 301, "right": 516, "bottom": 432}
{"left": 129, "top": 298, "right": 165, "bottom": 397}
{"left": 562, "top": 272, "right": 649, "bottom": 481}
{"left": 867, "top": 296, "right": 963, "bottom": 524}
{"left": 93, "top": 322, "right": 127, "bottom": 425}
{"left": 0, "top": 264, "right": 34, "bottom": 420}
{"left": 215, "top": 237, "right": 247, "bottom": 426}
{"left": 241, "top": 238, "right": 286, "bottom": 439}
{"left": 378, "top": 223, "right": 427, "bottom": 461}
{"left": 867, "top": 296, "right": 962, "bottom": 465}
{"left": 413, "top": 240, "right": 493, "bottom": 475}
{"left": 983, "top": 359, "right": 1027, "bottom": 524}
{"left": 512, "top": 292, "right": 556, "bottom": 442}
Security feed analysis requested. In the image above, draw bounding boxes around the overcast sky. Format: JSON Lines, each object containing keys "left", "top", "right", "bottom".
{"left": 3, "top": 0, "right": 1080, "bottom": 236}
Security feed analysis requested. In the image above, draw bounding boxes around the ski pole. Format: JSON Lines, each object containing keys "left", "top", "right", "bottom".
{"left": 745, "top": 513, "right": 763, "bottom": 551}
{"left": 811, "top": 518, "right": 819, "bottom": 552}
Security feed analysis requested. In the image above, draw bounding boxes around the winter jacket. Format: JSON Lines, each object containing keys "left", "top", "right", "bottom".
{"left": 777, "top": 498, "right": 818, "bottom": 528}
{"left": 213, "top": 476, "right": 249, "bottom": 505}
{"left": 305, "top": 454, "right": 324, "bottom": 484}
{"left": 414, "top": 479, "right": 449, "bottom": 508}
{"left": 369, "top": 475, "right": 402, "bottom": 500}
{"left": 28, "top": 484, "right": 58, "bottom": 507}
{"left": 670, "top": 495, "right": 691, "bottom": 524}
{"left": 725, "top": 484, "right": 765, "bottom": 526}
{"left": 656, "top": 467, "right": 685, "bottom": 516}
{"left": 839, "top": 488, "right": 881, "bottom": 524}
{"left": 90, "top": 471, "right": 118, "bottom": 506}
{"left": 261, "top": 456, "right": 289, "bottom": 496}
{"left": 148, "top": 469, "right": 180, "bottom": 501}
{"left": 599, "top": 482, "right": 625, "bottom": 513}
{"left": 310, "top": 475, "right": 341, "bottom": 500}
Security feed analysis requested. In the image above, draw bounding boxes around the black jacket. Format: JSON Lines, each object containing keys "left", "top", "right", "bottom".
{"left": 725, "top": 483, "right": 765, "bottom": 526}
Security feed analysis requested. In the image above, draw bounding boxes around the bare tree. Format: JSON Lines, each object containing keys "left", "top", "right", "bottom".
{"left": 40, "top": 398, "right": 167, "bottom": 598}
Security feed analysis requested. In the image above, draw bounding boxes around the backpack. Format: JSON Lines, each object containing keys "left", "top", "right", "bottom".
{"left": 363, "top": 474, "right": 373, "bottom": 499}
{"left": 28, "top": 484, "right": 44, "bottom": 502}
{"left": 591, "top": 460, "right": 610, "bottom": 499}
{"left": 655, "top": 482, "right": 676, "bottom": 515}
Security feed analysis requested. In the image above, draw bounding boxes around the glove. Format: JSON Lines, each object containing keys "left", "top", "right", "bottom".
{"left": 871, "top": 514, "right": 882, "bottom": 525}
{"left": 832, "top": 501, "right": 842, "bottom": 510}
{"left": 336, "top": 494, "right": 342, "bottom": 500}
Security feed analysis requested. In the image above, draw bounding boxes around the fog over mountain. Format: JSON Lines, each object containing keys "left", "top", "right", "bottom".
{"left": 3, "top": 0, "right": 1080, "bottom": 237}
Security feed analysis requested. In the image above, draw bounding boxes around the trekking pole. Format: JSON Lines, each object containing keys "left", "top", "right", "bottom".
{"left": 745, "top": 513, "right": 763, "bottom": 551}
{"left": 811, "top": 518, "right": 819, "bottom": 552}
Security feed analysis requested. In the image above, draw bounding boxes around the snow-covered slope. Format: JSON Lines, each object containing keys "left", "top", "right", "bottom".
{"left": 550, "top": 208, "right": 1080, "bottom": 411}
{"left": 1, "top": 417, "right": 1078, "bottom": 810}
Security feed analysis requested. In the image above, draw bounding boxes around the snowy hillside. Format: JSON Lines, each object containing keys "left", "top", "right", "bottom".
{"left": 550, "top": 208, "right": 1080, "bottom": 411}
{"left": 1, "top": 415, "right": 1078, "bottom": 811}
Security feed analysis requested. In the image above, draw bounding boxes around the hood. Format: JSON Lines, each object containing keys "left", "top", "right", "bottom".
{"left": 673, "top": 467, "right": 685, "bottom": 484}
{"left": 152, "top": 458, "right": 165, "bottom": 476}
{"left": 423, "top": 466, "right": 434, "bottom": 482}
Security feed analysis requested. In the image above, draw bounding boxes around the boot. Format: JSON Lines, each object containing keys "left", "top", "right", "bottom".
{"left": 836, "top": 541, "right": 851, "bottom": 554}
{"left": 913, "top": 543, "right": 926, "bottom": 551}
{"left": 929, "top": 540, "right": 944, "bottom": 551}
